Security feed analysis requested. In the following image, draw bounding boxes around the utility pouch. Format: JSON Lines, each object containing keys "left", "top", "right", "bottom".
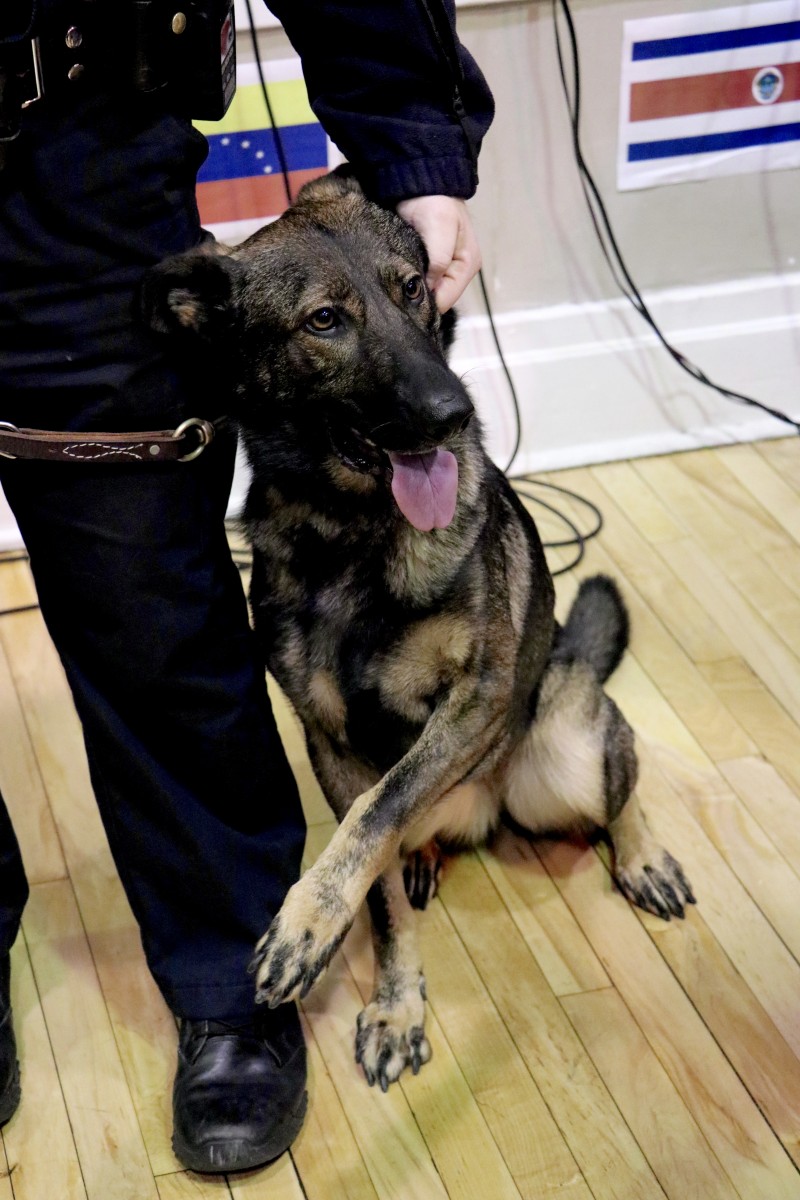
{"left": 163, "top": 0, "right": 237, "bottom": 121}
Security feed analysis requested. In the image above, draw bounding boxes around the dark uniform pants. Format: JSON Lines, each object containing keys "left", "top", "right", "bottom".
{"left": 0, "top": 88, "right": 305, "bottom": 1018}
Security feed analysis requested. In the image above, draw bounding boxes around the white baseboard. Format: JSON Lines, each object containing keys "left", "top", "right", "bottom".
{"left": 2, "top": 272, "right": 798, "bottom": 548}
{"left": 449, "top": 271, "right": 800, "bottom": 477}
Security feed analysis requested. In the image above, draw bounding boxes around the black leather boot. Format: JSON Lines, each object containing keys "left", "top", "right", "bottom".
{"left": 0, "top": 955, "right": 20, "bottom": 1126}
{"left": 172, "top": 1003, "right": 307, "bottom": 1173}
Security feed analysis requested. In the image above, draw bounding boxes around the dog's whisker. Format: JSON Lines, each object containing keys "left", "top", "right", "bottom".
{"left": 349, "top": 425, "right": 379, "bottom": 448}
{"left": 366, "top": 420, "right": 394, "bottom": 439}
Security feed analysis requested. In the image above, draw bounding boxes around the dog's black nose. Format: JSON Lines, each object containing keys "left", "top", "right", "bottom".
{"left": 424, "top": 392, "right": 474, "bottom": 442}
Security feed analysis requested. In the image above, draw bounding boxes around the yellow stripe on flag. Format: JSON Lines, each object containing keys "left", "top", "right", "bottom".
{"left": 194, "top": 79, "right": 316, "bottom": 136}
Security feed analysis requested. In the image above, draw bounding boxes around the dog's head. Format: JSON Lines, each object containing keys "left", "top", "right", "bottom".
{"left": 141, "top": 170, "right": 475, "bottom": 531}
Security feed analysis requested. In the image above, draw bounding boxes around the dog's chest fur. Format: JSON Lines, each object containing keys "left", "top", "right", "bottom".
{"left": 247, "top": 481, "right": 485, "bottom": 773}
{"left": 245, "top": 446, "right": 555, "bottom": 780}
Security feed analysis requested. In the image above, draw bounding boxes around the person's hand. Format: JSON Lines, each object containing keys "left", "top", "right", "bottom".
{"left": 396, "top": 196, "right": 481, "bottom": 313}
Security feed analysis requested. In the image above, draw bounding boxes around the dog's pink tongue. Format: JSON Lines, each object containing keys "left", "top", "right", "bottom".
{"left": 388, "top": 449, "right": 458, "bottom": 531}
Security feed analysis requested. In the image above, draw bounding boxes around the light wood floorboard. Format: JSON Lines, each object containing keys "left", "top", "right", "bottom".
{"left": 1, "top": 439, "right": 799, "bottom": 1197}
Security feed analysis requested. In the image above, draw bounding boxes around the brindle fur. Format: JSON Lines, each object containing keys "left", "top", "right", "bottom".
{"left": 143, "top": 170, "right": 695, "bottom": 1091}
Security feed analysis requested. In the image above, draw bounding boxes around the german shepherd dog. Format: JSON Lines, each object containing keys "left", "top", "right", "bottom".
{"left": 144, "top": 170, "right": 694, "bottom": 1091}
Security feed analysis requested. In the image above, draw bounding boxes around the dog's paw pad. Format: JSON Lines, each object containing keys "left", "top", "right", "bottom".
{"left": 355, "top": 1004, "right": 432, "bottom": 1091}
{"left": 616, "top": 848, "right": 695, "bottom": 920}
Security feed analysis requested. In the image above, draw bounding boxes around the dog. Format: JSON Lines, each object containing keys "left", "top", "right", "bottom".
{"left": 143, "top": 169, "right": 695, "bottom": 1091}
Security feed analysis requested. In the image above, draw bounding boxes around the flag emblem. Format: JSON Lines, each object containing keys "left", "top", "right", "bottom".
{"left": 618, "top": 0, "right": 800, "bottom": 188}
{"left": 753, "top": 64, "right": 784, "bottom": 101}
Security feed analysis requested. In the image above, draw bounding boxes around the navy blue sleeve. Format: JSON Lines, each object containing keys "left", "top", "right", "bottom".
{"left": 263, "top": 0, "right": 495, "bottom": 204}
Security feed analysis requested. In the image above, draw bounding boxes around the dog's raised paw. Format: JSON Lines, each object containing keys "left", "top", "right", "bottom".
{"left": 355, "top": 1002, "right": 432, "bottom": 1091}
{"left": 616, "top": 848, "right": 696, "bottom": 920}
{"left": 249, "top": 881, "right": 352, "bottom": 1006}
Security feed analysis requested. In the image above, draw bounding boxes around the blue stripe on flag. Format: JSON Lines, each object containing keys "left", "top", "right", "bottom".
{"left": 628, "top": 121, "right": 800, "bottom": 160}
{"left": 632, "top": 19, "right": 800, "bottom": 60}
{"left": 198, "top": 123, "right": 327, "bottom": 183}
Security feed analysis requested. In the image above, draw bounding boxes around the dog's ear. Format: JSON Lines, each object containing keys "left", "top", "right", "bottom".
{"left": 294, "top": 165, "right": 364, "bottom": 207}
{"left": 140, "top": 244, "right": 244, "bottom": 340}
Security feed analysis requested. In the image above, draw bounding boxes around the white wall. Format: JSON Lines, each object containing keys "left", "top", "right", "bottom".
{"left": 452, "top": 0, "right": 800, "bottom": 474}
{"left": 232, "top": 0, "right": 800, "bottom": 506}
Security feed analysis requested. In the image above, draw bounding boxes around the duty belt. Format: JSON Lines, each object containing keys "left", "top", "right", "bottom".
{"left": 0, "top": 1, "right": 235, "bottom": 157}
{"left": 1, "top": 3, "right": 161, "bottom": 145}
{"left": 0, "top": 417, "right": 217, "bottom": 463}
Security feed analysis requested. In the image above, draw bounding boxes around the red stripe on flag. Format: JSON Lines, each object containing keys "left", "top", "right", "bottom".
{"left": 630, "top": 61, "right": 800, "bottom": 121}
{"left": 196, "top": 167, "right": 328, "bottom": 224}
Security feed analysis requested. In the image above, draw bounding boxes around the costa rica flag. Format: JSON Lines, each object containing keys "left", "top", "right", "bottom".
{"left": 618, "top": 0, "right": 800, "bottom": 189}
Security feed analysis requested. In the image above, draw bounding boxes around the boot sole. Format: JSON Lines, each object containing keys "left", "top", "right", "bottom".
{"left": 0, "top": 1063, "right": 20, "bottom": 1126}
{"left": 172, "top": 1088, "right": 308, "bottom": 1174}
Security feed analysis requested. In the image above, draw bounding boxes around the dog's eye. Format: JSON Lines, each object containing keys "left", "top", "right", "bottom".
{"left": 305, "top": 308, "right": 339, "bottom": 333}
{"left": 404, "top": 276, "right": 425, "bottom": 303}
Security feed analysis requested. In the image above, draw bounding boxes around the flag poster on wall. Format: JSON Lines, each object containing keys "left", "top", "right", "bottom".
{"left": 194, "top": 58, "right": 339, "bottom": 243}
{"left": 618, "top": 0, "right": 800, "bottom": 189}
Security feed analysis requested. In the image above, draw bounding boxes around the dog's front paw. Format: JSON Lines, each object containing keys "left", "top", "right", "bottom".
{"left": 616, "top": 847, "right": 696, "bottom": 920}
{"left": 250, "top": 880, "right": 353, "bottom": 1006}
{"left": 355, "top": 997, "right": 432, "bottom": 1091}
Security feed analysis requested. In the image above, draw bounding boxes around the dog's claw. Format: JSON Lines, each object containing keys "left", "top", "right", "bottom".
{"left": 666, "top": 853, "right": 696, "bottom": 906}
{"left": 354, "top": 1005, "right": 431, "bottom": 1090}
{"left": 409, "top": 1027, "right": 427, "bottom": 1074}
{"left": 248, "top": 927, "right": 275, "bottom": 977}
{"left": 616, "top": 847, "right": 694, "bottom": 921}
{"left": 403, "top": 843, "right": 444, "bottom": 911}
{"left": 647, "top": 871, "right": 684, "bottom": 918}
{"left": 300, "top": 975, "right": 316, "bottom": 1000}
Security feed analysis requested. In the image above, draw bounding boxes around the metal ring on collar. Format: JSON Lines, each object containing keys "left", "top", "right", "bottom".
{"left": 0, "top": 422, "right": 20, "bottom": 460}
{"left": 173, "top": 417, "right": 216, "bottom": 462}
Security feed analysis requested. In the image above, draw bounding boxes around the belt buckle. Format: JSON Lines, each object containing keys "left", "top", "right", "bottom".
{"left": 20, "top": 38, "right": 44, "bottom": 108}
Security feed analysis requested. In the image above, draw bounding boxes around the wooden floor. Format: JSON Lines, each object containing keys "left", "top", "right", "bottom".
{"left": 1, "top": 438, "right": 800, "bottom": 1199}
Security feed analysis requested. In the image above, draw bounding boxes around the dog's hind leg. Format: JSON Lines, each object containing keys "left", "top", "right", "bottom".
{"left": 602, "top": 698, "right": 696, "bottom": 919}
{"left": 355, "top": 861, "right": 432, "bottom": 1090}
{"left": 503, "top": 660, "right": 695, "bottom": 919}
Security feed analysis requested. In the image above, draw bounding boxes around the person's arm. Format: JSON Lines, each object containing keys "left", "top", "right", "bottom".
{"left": 264, "top": 1, "right": 493, "bottom": 307}
{"left": 264, "top": 0, "right": 494, "bottom": 206}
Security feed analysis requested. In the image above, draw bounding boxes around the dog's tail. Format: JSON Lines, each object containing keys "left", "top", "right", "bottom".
{"left": 552, "top": 575, "right": 630, "bottom": 683}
